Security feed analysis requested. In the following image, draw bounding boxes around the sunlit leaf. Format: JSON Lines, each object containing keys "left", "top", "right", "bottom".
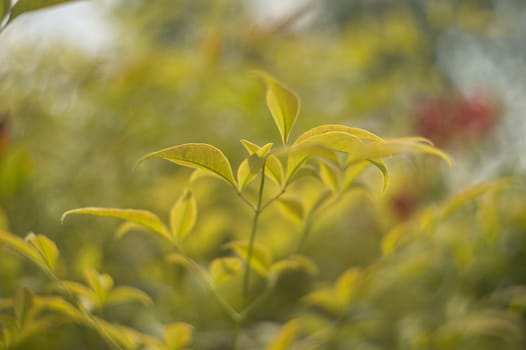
{"left": 335, "top": 268, "right": 362, "bottom": 305}
{"left": 25, "top": 233, "right": 59, "bottom": 272}
{"left": 240, "top": 139, "right": 273, "bottom": 157}
{"left": 84, "top": 269, "right": 113, "bottom": 305}
{"left": 9, "top": 0, "right": 72, "bottom": 23}
{"left": 269, "top": 255, "right": 319, "bottom": 283}
{"left": 60, "top": 281, "right": 98, "bottom": 309}
{"left": 367, "top": 159, "right": 389, "bottom": 192}
{"left": 138, "top": 143, "right": 236, "bottom": 186}
{"left": 342, "top": 162, "right": 369, "bottom": 191}
{"left": 226, "top": 240, "right": 272, "bottom": 276}
{"left": 35, "top": 296, "right": 83, "bottom": 322}
{"left": 170, "top": 191, "right": 197, "bottom": 243}
{"left": 13, "top": 288, "right": 34, "bottom": 329}
{"left": 0, "top": 230, "right": 46, "bottom": 270}
{"left": 209, "top": 257, "right": 243, "bottom": 285}
{"left": 62, "top": 207, "right": 172, "bottom": 243}
{"left": 257, "top": 71, "right": 300, "bottom": 144}
{"left": 285, "top": 144, "right": 338, "bottom": 181}
{"left": 94, "top": 317, "right": 140, "bottom": 350}
{"left": 107, "top": 287, "right": 153, "bottom": 306}
{"left": 278, "top": 197, "right": 304, "bottom": 224}
{"left": 238, "top": 140, "right": 277, "bottom": 189}
{"left": 164, "top": 323, "right": 193, "bottom": 350}
{"left": 237, "top": 157, "right": 259, "bottom": 191}
{"left": 114, "top": 222, "right": 146, "bottom": 240}
{"left": 267, "top": 321, "right": 299, "bottom": 350}
{"left": 266, "top": 154, "right": 284, "bottom": 185}
{"left": 294, "top": 124, "right": 383, "bottom": 144}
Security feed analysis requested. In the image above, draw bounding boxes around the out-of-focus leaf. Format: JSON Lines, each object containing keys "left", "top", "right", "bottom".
{"left": 60, "top": 281, "right": 97, "bottom": 306}
{"left": 164, "top": 323, "right": 193, "bottom": 350}
{"left": 35, "top": 296, "right": 83, "bottom": 321}
{"left": 25, "top": 233, "right": 59, "bottom": 272}
{"left": 94, "top": 317, "right": 140, "bottom": 350}
{"left": 294, "top": 124, "right": 383, "bottom": 144}
{"left": 170, "top": 191, "right": 197, "bottom": 243}
{"left": 285, "top": 143, "right": 338, "bottom": 181}
{"left": 84, "top": 269, "right": 113, "bottom": 305}
{"left": 226, "top": 240, "right": 272, "bottom": 276}
{"left": 267, "top": 320, "right": 299, "bottom": 350}
{"left": 62, "top": 207, "right": 172, "bottom": 243}
{"left": 13, "top": 288, "right": 34, "bottom": 329}
{"left": 342, "top": 162, "right": 369, "bottom": 191}
{"left": 240, "top": 139, "right": 273, "bottom": 157}
{"left": 269, "top": 255, "right": 319, "bottom": 283}
{"left": 266, "top": 154, "right": 284, "bottom": 185}
{"left": 138, "top": 143, "right": 236, "bottom": 186}
{"left": 210, "top": 257, "right": 243, "bottom": 285}
{"left": 318, "top": 161, "right": 340, "bottom": 194}
{"left": 335, "top": 268, "right": 362, "bottom": 304}
{"left": 257, "top": 71, "right": 300, "bottom": 144}
{"left": 0, "top": 230, "right": 46, "bottom": 270}
{"left": 107, "top": 287, "right": 152, "bottom": 306}
{"left": 9, "top": 0, "right": 72, "bottom": 23}
{"left": 114, "top": 222, "right": 146, "bottom": 240}
{"left": 367, "top": 159, "right": 389, "bottom": 192}
{"left": 278, "top": 197, "right": 304, "bottom": 224}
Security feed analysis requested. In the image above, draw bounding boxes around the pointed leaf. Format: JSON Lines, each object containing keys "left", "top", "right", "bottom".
{"left": 266, "top": 154, "right": 284, "bottom": 185}
{"left": 342, "top": 162, "right": 369, "bottom": 191}
{"left": 60, "top": 281, "right": 97, "bottom": 303}
{"left": 294, "top": 124, "right": 383, "bottom": 144}
{"left": 0, "top": 230, "right": 46, "bottom": 270}
{"left": 9, "top": 0, "right": 72, "bottom": 23}
{"left": 25, "top": 233, "right": 59, "bottom": 272}
{"left": 240, "top": 139, "right": 273, "bottom": 157}
{"left": 84, "top": 269, "right": 113, "bottom": 305}
{"left": 35, "top": 297, "right": 84, "bottom": 322}
{"left": 114, "top": 222, "right": 145, "bottom": 240}
{"left": 164, "top": 323, "right": 193, "bottom": 350}
{"left": 267, "top": 321, "right": 299, "bottom": 350}
{"left": 239, "top": 140, "right": 280, "bottom": 187}
{"left": 107, "top": 287, "right": 153, "bottom": 306}
{"left": 257, "top": 72, "right": 300, "bottom": 144}
{"left": 367, "top": 159, "right": 389, "bottom": 192}
{"left": 237, "top": 156, "right": 260, "bottom": 191}
{"left": 138, "top": 143, "right": 236, "bottom": 186}
{"left": 62, "top": 207, "right": 172, "bottom": 242}
{"left": 285, "top": 143, "right": 338, "bottom": 181}
{"left": 170, "top": 191, "right": 197, "bottom": 243}
{"left": 226, "top": 240, "right": 272, "bottom": 276}
{"left": 318, "top": 161, "right": 340, "bottom": 194}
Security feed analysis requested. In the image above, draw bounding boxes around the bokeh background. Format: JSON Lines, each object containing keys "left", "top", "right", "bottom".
{"left": 1, "top": 1, "right": 526, "bottom": 349}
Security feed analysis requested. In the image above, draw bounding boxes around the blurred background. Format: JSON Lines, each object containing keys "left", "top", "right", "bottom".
{"left": 1, "top": 0, "right": 526, "bottom": 349}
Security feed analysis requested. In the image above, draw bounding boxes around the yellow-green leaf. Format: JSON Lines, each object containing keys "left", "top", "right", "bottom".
{"left": 226, "top": 240, "right": 272, "bottom": 276}
{"left": 367, "top": 159, "right": 389, "bottom": 192}
{"left": 278, "top": 197, "right": 304, "bottom": 224}
{"left": 240, "top": 139, "right": 273, "bottom": 157}
{"left": 267, "top": 321, "right": 299, "bottom": 350}
{"left": 84, "top": 269, "right": 113, "bottom": 305}
{"left": 25, "top": 233, "right": 59, "bottom": 272}
{"left": 13, "top": 288, "right": 34, "bottom": 329}
{"left": 318, "top": 161, "right": 340, "bottom": 194}
{"left": 0, "top": 230, "right": 46, "bottom": 270}
{"left": 107, "top": 287, "right": 153, "bottom": 306}
{"left": 164, "top": 323, "right": 193, "bottom": 350}
{"left": 257, "top": 71, "right": 300, "bottom": 144}
{"left": 266, "top": 154, "right": 284, "bottom": 185}
{"left": 209, "top": 257, "right": 243, "bottom": 285}
{"left": 35, "top": 296, "right": 83, "bottom": 322}
{"left": 239, "top": 140, "right": 278, "bottom": 188}
{"left": 285, "top": 143, "right": 338, "bottom": 181}
{"left": 269, "top": 255, "right": 319, "bottom": 283}
{"left": 294, "top": 124, "right": 383, "bottom": 144}
{"left": 138, "top": 143, "right": 236, "bottom": 186}
{"left": 62, "top": 207, "right": 172, "bottom": 243}
{"left": 170, "top": 191, "right": 197, "bottom": 243}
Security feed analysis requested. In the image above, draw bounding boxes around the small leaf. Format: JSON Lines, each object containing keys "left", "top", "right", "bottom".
{"left": 9, "top": 0, "right": 72, "bottom": 23}
{"left": 238, "top": 140, "right": 277, "bottom": 189}
{"left": 107, "top": 287, "right": 153, "bottom": 306}
{"left": 367, "top": 159, "right": 389, "bottom": 192}
{"left": 170, "top": 191, "right": 197, "bottom": 243}
{"left": 62, "top": 207, "right": 172, "bottom": 243}
{"left": 318, "top": 161, "right": 340, "bottom": 194}
{"left": 226, "top": 240, "right": 272, "bottom": 276}
{"left": 210, "top": 257, "right": 243, "bottom": 285}
{"left": 237, "top": 156, "right": 260, "bottom": 191}
{"left": 285, "top": 143, "right": 338, "bottom": 181}
{"left": 240, "top": 140, "right": 273, "bottom": 157}
{"left": 164, "top": 323, "right": 193, "bottom": 350}
{"left": 267, "top": 321, "right": 299, "bottom": 350}
{"left": 269, "top": 255, "right": 319, "bottom": 283}
{"left": 25, "top": 233, "right": 59, "bottom": 272}
{"left": 60, "top": 281, "right": 97, "bottom": 307}
{"left": 294, "top": 124, "right": 383, "bottom": 144}
{"left": 138, "top": 143, "right": 236, "bottom": 186}
{"left": 0, "top": 230, "right": 46, "bottom": 270}
{"left": 278, "top": 197, "right": 304, "bottom": 223}
{"left": 266, "top": 154, "right": 284, "bottom": 185}
{"left": 84, "top": 269, "right": 113, "bottom": 305}
{"left": 13, "top": 288, "right": 34, "bottom": 329}
{"left": 257, "top": 71, "right": 300, "bottom": 144}
{"left": 342, "top": 162, "right": 369, "bottom": 191}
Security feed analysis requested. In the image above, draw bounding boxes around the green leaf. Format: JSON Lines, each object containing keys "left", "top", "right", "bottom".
{"left": 278, "top": 197, "right": 304, "bottom": 223}
{"left": 226, "top": 240, "right": 272, "bottom": 277}
{"left": 285, "top": 143, "right": 338, "bottom": 181}
{"left": 266, "top": 154, "right": 284, "bottom": 185}
{"left": 170, "top": 191, "right": 197, "bottom": 243}
{"left": 318, "top": 161, "right": 340, "bottom": 194}
{"left": 114, "top": 222, "right": 146, "bottom": 240}
{"left": 269, "top": 255, "right": 319, "bottom": 283}
{"left": 367, "top": 159, "right": 389, "bottom": 192}
{"left": 240, "top": 140, "right": 283, "bottom": 185}
{"left": 0, "top": 230, "right": 46, "bottom": 270}
{"left": 84, "top": 269, "right": 113, "bottom": 305}
{"left": 257, "top": 71, "right": 300, "bottom": 144}
{"left": 60, "top": 281, "right": 96, "bottom": 304}
{"left": 342, "top": 162, "right": 369, "bottom": 191}
{"left": 240, "top": 139, "right": 273, "bottom": 157}
{"left": 138, "top": 143, "right": 236, "bottom": 186}
{"left": 13, "top": 288, "right": 34, "bottom": 329}
{"left": 267, "top": 321, "right": 299, "bottom": 350}
{"left": 237, "top": 156, "right": 261, "bottom": 191}
{"left": 294, "top": 124, "right": 383, "bottom": 144}
{"left": 164, "top": 323, "right": 193, "bottom": 350}
{"left": 9, "top": 0, "right": 72, "bottom": 23}
{"left": 25, "top": 233, "right": 59, "bottom": 272}
{"left": 35, "top": 296, "right": 83, "bottom": 322}
{"left": 62, "top": 207, "right": 172, "bottom": 243}
{"left": 107, "top": 287, "right": 153, "bottom": 306}
{"left": 209, "top": 257, "right": 243, "bottom": 285}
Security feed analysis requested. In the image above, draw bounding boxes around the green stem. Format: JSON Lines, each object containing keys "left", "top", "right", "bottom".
{"left": 243, "top": 162, "right": 266, "bottom": 304}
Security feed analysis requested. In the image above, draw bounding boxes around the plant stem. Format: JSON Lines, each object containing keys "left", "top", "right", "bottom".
{"left": 243, "top": 162, "right": 266, "bottom": 304}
